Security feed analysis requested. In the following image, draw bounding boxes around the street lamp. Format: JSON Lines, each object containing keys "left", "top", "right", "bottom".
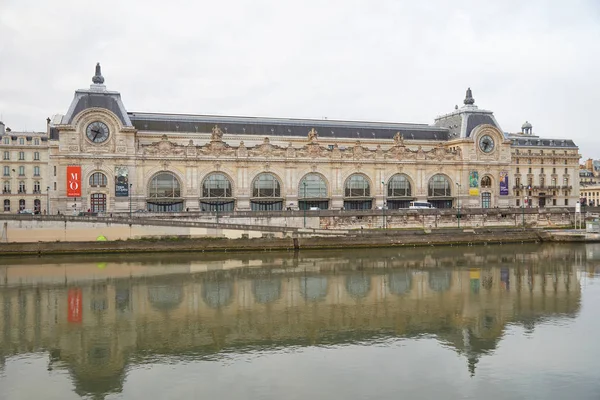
{"left": 46, "top": 186, "right": 50, "bottom": 215}
{"left": 381, "top": 180, "right": 386, "bottom": 229}
{"left": 456, "top": 182, "right": 461, "bottom": 228}
{"left": 303, "top": 181, "right": 307, "bottom": 228}
{"left": 129, "top": 183, "right": 133, "bottom": 218}
{"left": 520, "top": 184, "right": 525, "bottom": 228}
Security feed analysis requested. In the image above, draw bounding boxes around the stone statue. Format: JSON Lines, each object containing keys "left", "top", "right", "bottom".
{"left": 211, "top": 125, "right": 223, "bottom": 141}
{"left": 308, "top": 128, "right": 318, "bottom": 142}
{"left": 393, "top": 132, "right": 404, "bottom": 146}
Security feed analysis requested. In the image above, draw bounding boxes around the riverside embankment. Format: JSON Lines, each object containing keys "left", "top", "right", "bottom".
{"left": 0, "top": 227, "right": 546, "bottom": 256}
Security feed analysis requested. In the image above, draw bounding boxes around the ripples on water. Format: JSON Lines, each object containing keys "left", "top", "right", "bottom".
{"left": 1, "top": 243, "right": 600, "bottom": 399}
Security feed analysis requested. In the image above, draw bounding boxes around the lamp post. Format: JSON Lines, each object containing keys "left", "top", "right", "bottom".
{"left": 520, "top": 184, "right": 525, "bottom": 228}
{"left": 46, "top": 186, "right": 50, "bottom": 215}
{"left": 381, "top": 180, "right": 386, "bottom": 229}
{"left": 456, "top": 182, "right": 461, "bottom": 228}
{"left": 303, "top": 181, "right": 307, "bottom": 228}
{"left": 129, "top": 183, "right": 132, "bottom": 219}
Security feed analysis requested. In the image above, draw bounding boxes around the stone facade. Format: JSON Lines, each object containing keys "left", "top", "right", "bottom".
{"left": 3, "top": 65, "right": 582, "bottom": 214}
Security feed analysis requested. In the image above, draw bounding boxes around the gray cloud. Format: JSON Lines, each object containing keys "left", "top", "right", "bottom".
{"left": 1, "top": 0, "right": 599, "bottom": 159}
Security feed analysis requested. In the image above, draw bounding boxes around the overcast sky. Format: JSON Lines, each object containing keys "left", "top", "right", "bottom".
{"left": 1, "top": 0, "right": 599, "bottom": 159}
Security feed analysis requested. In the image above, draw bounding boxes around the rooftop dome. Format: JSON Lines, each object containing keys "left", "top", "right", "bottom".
{"left": 521, "top": 121, "right": 532, "bottom": 129}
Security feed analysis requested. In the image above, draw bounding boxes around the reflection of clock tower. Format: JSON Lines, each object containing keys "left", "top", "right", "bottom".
{"left": 47, "top": 63, "right": 138, "bottom": 214}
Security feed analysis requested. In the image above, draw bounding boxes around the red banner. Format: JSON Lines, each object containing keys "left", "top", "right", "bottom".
{"left": 68, "top": 288, "right": 82, "bottom": 323}
{"left": 66, "top": 166, "right": 81, "bottom": 197}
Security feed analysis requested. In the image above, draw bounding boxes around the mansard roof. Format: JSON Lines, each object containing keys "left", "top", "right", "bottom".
{"left": 128, "top": 112, "right": 451, "bottom": 141}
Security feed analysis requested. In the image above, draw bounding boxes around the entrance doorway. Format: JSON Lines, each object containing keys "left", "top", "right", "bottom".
{"left": 539, "top": 194, "right": 546, "bottom": 208}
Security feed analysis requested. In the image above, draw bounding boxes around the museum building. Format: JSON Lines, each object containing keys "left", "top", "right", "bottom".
{"left": 28, "top": 64, "right": 579, "bottom": 214}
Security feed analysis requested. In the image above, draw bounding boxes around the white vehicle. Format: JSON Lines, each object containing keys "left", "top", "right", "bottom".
{"left": 309, "top": 207, "right": 320, "bottom": 211}
{"left": 409, "top": 201, "right": 434, "bottom": 209}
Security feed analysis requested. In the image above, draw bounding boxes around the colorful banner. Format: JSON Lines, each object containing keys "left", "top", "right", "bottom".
{"left": 68, "top": 288, "right": 82, "bottom": 323}
{"left": 500, "top": 171, "right": 509, "bottom": 196}
{"left": 469, "top": 170, "right": 479, "bottom": 196}
{"left": 66, "top": 166, "right": 81, "bottom": 197}
{"left": 115, "top": 166, "right": 129, "bottom": 197}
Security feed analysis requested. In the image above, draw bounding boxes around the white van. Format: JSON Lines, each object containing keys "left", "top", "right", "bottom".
{"left": 409, "top": 201, "right": 434, "bottom": 209}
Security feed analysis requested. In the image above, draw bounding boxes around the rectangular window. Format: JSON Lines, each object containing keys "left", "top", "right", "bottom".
{"left": 565, "top": 199, "right": 569, "bottom": 206}
{"left": 541, "top": 168, "right": 544, "bottom": 173}
{"left": 34, "top": 166, "right": 40, "bottom": 176}
{"left": 18, "top": 181, "right": 26, "bottom": 194}
{"left": 3, "top": 181, "right": 10, "bottom": 194}
{"left": 53, "top": 182, "right": 56, "bottom": 190}
{"left": 3, "top": 200, "right": 9, "bottom": 212}
{"left": 553, "top": 199, "right": 556, "bottom": 206}
{"left": 528, "top": 168, "right": 532, "bottom": 173}
{"left": 53, "top": 166, "right": 56, "bottom": 177}
{"left": 34, "top": 138, "right": 40, "bottom": 145}
{"left": 553, "top": 168, "right": 556, "bottom": 174}
{"left": 516, "top": 199, "right": 520, "bottom": 206}
{"left": 3, "top": 151, "right": 8, "bottom": 160}
{"left": 33, "top": 181, "right": 40, "bottom": 193}
{"left": 19, "top": 138, "right": 24, "bottom": 145}
{"left": 34, "top": 151, "right": 39, "bottom": 160}
{"left": 18, "top": 151, "right": 24, "bottom": 160}
{"left": 516, "top": 168, "right": 520, "bottom": 173}
{"left": 3, "top": 166, "right": 9, "bottom": 176}
{"left": 564, "top": 168, "right": 568, "bottom": 174}
{"left": 18, "top": 166, "right": 25, "bottom": 176}
{"left": 3, "top": 137, "right": 9, "bottom": 144}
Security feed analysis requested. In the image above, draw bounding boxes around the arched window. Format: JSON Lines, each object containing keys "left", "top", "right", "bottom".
{"left": 91, "top": 193, "right": 107, "bottom": 213}
{"left": 299, "top": 277, "right": 328, "bottom": 302}
{"left": 19, "top": 199, "right": 25, "bottom": 211}
{"left": 202, "top": 281, "right": 233, "bottom": 308}
{"left": 344, "top": 174, "right": 372, "bottom": 210}
{"left": 89, "top": 172, "right": 108, "bottom": 187}
{"left": 299, "top": 173, "right": 328, "bottom": 210}
{"left": 33, "top": 199, "right": 41, "bottom": 213}
{"left": 147, "top": 172, "right": 183, "bottom": 212}
{"left": 201, "top": 173, "right": 234, "bottom": 212}
{"left": 251, "top": 173, "right": 282, "bottom": 211}
{"left": 387, "top": 174, "right": 413, "bottom": 209}
{"left": 3, "top": 199, "right": 10, "bottom": 212}
{"left": 481, "top": 176, "right": 492, "bottom": 188}
{"left": 429, "top": 270, "right": 452, "bottom": 292}
{"left": 2, "top": 181, "right": 10, "bottom": 194}
{"left": 252, "top": 278, "right": 282, "bottom": 304}
{"left": 428, "top": 174, "right": 453, "bottom": 209}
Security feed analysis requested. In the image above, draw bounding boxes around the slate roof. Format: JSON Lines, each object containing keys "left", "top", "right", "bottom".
{"left": 128, "top": 112, "right": 451, "bottom": 141}
{"left": 510, "top": 137, "right": 577, "bottom": 148}
{"left": 62, "top": 90, "right": 132, "bottom": 127}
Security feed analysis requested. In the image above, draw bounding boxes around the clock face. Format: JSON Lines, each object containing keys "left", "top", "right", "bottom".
{"left": 86, "top": 121, "right": 110, "bottom": 144}
{"left": 479, "top": 134, "right": 495, "bottom": 153}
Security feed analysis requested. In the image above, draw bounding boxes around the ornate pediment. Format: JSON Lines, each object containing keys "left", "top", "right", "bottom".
{"left": 249, "top": 137, "right": 285, "bottom": 157}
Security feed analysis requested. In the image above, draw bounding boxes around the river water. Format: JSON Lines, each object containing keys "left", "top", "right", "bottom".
{"left": 1, "top": 243, "right": 600, "bottom": 400}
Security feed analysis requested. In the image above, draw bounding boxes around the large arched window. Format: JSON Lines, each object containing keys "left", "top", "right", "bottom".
{"left": 147, "top": 172, "right": 183, "bottom": 212}
{"left": 428, "top": 174, "right": 453, "bottom": 209}
{"left": 201, "top": 173, "right": 234, "bottom": 212}
{"left": 252, "top": 278, "right": 282, "bottom": 304}
{"left": 202, "top": 280, "right": 233, "bottom": 308}
{"left": 299, "top": 173, "right": 329, "bottom": 210}
{"left": 251, "top": 173, "right": 283, "bottom": 211}
{"left": 299, "top": 276, "right": 328, "bottom": 302}
{"left": 89, "top": 172, "right": 108, "bottom": 187}
{"left": 344, "top": 174, "right": 372, "bottom": 210}
{"left": 481, "top": 176, "right": 492, "bottom": 188}
{"left": 345, "top": 274, "right": 371, "bottom": 299}
{"left": 18, "top": 199, "right": 25, "bottom": 211}
{"left": 387, "top": 174, "right": 413, "bottom": 209}
{"left": 3, "top": 199, "right": 10, "bottom": 212}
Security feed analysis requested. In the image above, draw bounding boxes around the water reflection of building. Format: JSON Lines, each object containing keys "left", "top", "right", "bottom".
{"left": 0, "top": 248, "right": 585, "bottom": 398}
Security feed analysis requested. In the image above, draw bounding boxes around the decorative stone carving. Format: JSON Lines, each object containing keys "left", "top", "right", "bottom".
{"left": 144, "top": 135, "right": 186, "bottom": 156}
{"left": 393, "top": 132, "right": 404, "bottom": 146}
{"left": 237, "top": 141, "right": 248, "bottom": 158}
{"left": 186, "top": 140, "right": 197, "bottom": 157}
{"left": 308, "top": 128, "right": 318, "bottom": 142}
{"left": 375, "top": 144, "right": 384, "bottom": 159}
{"left": 286, "top": 142, "right": 296, "bottom": 158}
{"left": 331, "top": 143, "right": 341, "bottom": 159}
{"left": 250, "top": 137, "right": 285, "bottom": 157}
{"left": 211, "top": 125, "right": 224, "bottom": 141}
{"left": 416, "top": 146, "right": 426, "bottom": 160}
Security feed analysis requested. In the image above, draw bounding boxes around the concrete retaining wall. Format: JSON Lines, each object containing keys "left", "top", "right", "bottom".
{"left": 0, "top": 228, "right": 542, "bottom": 256}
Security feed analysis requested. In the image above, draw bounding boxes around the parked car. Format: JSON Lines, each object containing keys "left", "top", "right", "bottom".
{"left": 18, "top": 209, "right": 33, "bottom": 214}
